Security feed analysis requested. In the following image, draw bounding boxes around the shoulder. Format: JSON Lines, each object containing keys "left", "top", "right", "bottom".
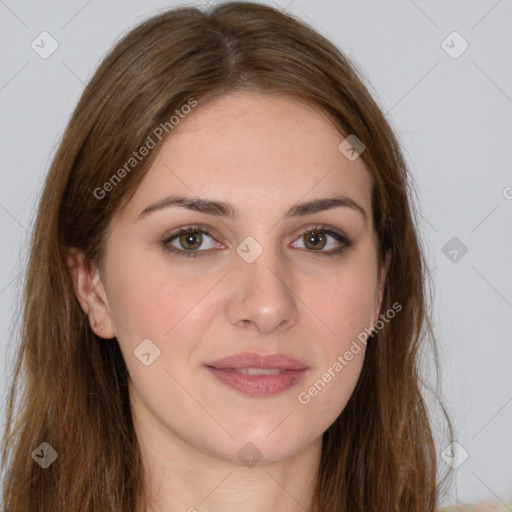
{"left": 436, "top": 502, "right": 512, "bottom": 512}
{"left": 436, "top": 506, "right": 475, "bottom": 512}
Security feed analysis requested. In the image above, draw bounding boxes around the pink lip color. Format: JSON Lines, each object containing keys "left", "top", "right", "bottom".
{"left": 204, "top": 352, "right": 309, "bottom": 398}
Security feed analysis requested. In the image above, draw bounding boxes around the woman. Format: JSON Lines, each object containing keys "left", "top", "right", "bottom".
{"left": 2, "top": 2, "right": 495, "bottom": 511}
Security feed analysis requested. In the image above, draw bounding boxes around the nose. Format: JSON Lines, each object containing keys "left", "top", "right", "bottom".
{"left": 224, "top": 245, "right": 299, "bottom": 335}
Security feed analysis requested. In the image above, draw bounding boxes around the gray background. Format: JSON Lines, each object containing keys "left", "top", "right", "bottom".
{"left": 0, "top": 0, "right": 511, "bottom": 508}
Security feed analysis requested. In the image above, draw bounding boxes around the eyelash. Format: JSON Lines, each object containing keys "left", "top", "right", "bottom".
{"left": 161, "top": 224, "right": 353, "bottom": 258}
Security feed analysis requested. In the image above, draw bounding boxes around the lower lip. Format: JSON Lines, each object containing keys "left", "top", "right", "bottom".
{"left": 205, "top": 366, "right": 308, "bottom": 397}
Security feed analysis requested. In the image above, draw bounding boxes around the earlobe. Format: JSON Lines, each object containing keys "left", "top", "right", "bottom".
{"left": 66, "top": 248, "right": 115, "bottom": 339}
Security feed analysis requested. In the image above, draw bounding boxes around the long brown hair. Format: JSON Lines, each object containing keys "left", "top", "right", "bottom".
{"left": 1, "top": 2, "right": 454, "bottom": 510}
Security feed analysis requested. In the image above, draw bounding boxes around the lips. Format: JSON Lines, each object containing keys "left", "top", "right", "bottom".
{"left": 205, "top": 352, "right": 309, "bottom": 371}
{"left": 204, "top": 352, "right": 309, "bottom": 397}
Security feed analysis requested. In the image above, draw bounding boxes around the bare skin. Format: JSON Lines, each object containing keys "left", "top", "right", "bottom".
{"left": 69, "top": 91, "right": 390, "bottom": 512}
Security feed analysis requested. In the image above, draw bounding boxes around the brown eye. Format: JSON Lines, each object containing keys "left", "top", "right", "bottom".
{"left": 179, "top": 231, "right": 203, "bottom": 250}
{"left": 291, "top": 225, "right": 353, "bottom": 256}
{"left": 303, "top": 231, "right": 327, "bottom": 250}
{"left": 162, "top": 226, "right": 221, "bottom": 258}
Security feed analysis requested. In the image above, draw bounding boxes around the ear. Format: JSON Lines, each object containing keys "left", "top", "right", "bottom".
{"left": 372, "top": 249, "right": 391, "bottom": 330}
{"left": 66, "top": 248, "right": 116, "bottom": 339}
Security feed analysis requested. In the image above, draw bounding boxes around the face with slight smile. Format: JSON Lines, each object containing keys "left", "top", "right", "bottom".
{"left": 82, "top": 91, "right": 389, "bottom": 466}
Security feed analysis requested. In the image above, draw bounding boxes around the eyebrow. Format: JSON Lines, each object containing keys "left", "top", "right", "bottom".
{"left": 138, "top": 194, "right": 367, "bottom": 225}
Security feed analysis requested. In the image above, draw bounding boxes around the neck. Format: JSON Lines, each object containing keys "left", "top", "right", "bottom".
{"left": 132, "top": 401, "right": 322, "bottom": 512}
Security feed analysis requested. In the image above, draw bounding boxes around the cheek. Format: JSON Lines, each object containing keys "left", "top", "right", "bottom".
{"left": 105, "top": 252, "right": 211, "bottom": 340}
{"left": 104, "top": 256, "right": 223, "bottom": 391}
{"left": 295, "top": 255, "right": 377, "bottom": 411}
{"left": 306, "top": 259, "right": 378, "bottom": 347}
{"left": 296, "top": 273, "right": 372, "bottom": 426}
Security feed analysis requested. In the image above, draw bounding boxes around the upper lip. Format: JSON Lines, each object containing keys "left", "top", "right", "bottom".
{"left": 205, "top": 352, "right": 309, "bottom": 371}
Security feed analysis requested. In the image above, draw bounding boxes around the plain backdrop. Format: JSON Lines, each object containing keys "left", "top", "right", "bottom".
{"left": 0, "top": 0, "right": 511, "bottom": 508}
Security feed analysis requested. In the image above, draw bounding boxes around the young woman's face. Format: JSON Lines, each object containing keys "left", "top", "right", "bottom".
{"left": 92, "top": 92, "right": 388, "bottom": 465}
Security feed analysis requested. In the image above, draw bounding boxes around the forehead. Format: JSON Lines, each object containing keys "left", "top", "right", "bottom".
{"left": 125, "top": 92, "right": 373, "bottom": 221}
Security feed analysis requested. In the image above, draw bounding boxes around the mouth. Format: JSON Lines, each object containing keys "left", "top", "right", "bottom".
{"left": 204, "top": 352, "right": 309, "bottom": 397}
